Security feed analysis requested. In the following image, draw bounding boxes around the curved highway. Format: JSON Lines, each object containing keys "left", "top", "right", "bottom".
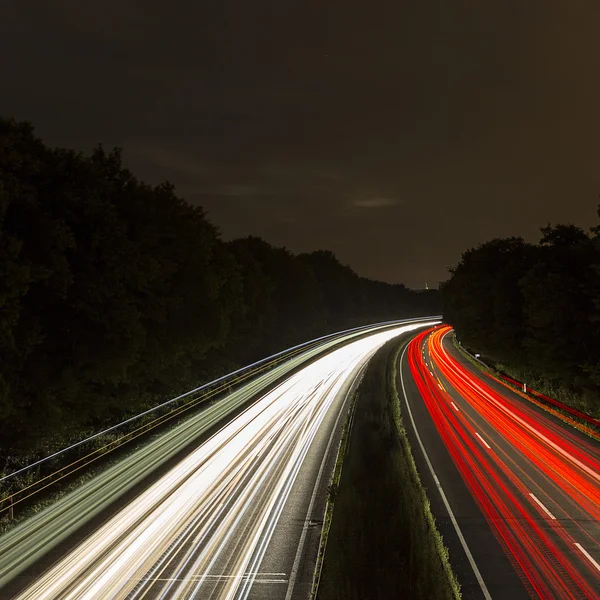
{"left": 0, "top": 320, "right": 435, "bottom": 599}
{"left": 401, "top": 325, "right": 600, "bottom": 600}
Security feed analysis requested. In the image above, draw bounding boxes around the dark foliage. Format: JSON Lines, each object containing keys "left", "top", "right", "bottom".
{"left": 443, "top": 216, "right": 600, "bottom": 414}
{"left": 0, "top": 117, "right": 440, "bottom": 463}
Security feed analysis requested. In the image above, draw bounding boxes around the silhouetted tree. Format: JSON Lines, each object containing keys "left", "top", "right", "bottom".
{"left": 443, "top": 237, "right": 535, "bottom": 362}
{"left": 443, "top": 216, "right": 600, "bottom": 414}
{"left": 520, "top": 224, "right": 598, "bottom": 388}
{"left": 0, "top": 116, "right": 440, "bottom": 461}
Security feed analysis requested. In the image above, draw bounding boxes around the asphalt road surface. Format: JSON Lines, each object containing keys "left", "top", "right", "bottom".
{"left": 400, "top": 325, "right": 600, "bottom": 600}
{"left": 0, "top": 320, "right": 435, "bottom": 599}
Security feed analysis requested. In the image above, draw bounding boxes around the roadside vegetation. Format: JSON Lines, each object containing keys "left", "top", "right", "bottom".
{"left": 318, "top": 336, "right": 459, "bottom": 600}
{"left": 0, "top": 117, "right": 440, "bottom": 472}
{"left": 453, "top": 336, "right": 600, "bottom": 439}
{"left": 442, "top": 216, "right": 600, "bottom": 418}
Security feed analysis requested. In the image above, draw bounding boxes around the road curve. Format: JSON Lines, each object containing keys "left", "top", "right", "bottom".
{"left": 0, "top": 320, "right": 435, "bottom": 599}
{"left": 401, "top": 325, "right": 600, "bottom": 600}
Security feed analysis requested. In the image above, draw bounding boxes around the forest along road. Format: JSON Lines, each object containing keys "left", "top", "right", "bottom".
{"left": 400, "top": 324, "right": 600, "bottom": 600}
{"left": 0, "top": 320, "right": 434, "bottom": 600}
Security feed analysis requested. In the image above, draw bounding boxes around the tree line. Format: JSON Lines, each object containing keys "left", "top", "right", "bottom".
{"left": 442, "top": 216, "right": 600, "bottom": 415}
{"left": 0, "top": 117, "right": 439, "bottom": 463}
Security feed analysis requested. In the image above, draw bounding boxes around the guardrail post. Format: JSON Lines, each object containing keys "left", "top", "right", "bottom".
{"left": 8, "top": 496, "right": 13, "bottom": 520}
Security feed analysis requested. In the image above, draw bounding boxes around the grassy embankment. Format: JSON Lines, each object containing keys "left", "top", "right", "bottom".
{"left": 317, "top": 336, "right": 460, "bottom": 600}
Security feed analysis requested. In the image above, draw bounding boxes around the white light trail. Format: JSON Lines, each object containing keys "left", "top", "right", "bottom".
{"left": 9, "top": 322, "right": 431, "bottom": 600}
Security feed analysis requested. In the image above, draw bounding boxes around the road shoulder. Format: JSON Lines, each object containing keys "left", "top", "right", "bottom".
{"left": 398, "top": 338, "right": 529, "bottom": 600}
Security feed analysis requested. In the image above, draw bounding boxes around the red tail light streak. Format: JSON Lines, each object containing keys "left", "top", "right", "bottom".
{"left": 408, "top": 326, "right": 600, "bottom": 599}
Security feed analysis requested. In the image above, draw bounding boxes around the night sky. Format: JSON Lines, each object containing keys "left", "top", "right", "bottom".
{"left": 2, "top": 1, "right": 599, "bottom": 288}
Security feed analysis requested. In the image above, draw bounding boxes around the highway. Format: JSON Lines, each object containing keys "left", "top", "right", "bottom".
{"left": 0, "top": 320, "right": 434, "bottom": 599}
{"left": 400, "top": 325, "right": 600, "bottom": 600}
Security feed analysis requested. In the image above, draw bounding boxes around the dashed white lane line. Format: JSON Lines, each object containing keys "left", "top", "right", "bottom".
{"left": 475, "top": 432, "right": 491, "bottom": 449}
{"left": 575, "top": 543, "right": 600, "bottom": 573}
{"left": 528, "top": 493, "right": 556, "bottom": 520}
{"left": 451, "top": 402, "right": 459, "bottom": 412}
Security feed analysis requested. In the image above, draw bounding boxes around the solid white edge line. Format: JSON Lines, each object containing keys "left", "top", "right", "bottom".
{"left": 283, "top": 357, "right": 368, "bottom": 600}
{"left": 528, "top": 493, "right": 556, "bottom": 520}
{"left": 399, "top": 343, "right": 493, "bottom": 600}
{"left": 574, "top": 543, "right": 600, "bottom": 573}
{"left": 451, "top": 402, "right": 459, "bottom": 412}
{"left": 475, "top": 432, "right": 492, "bottom": 450}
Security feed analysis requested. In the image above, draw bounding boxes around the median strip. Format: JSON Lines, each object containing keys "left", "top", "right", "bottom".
{"left": 317, "top": 335, "right": 460, "bottom": 599}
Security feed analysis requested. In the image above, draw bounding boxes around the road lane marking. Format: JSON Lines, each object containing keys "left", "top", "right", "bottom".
{"left": 1, "top": 323, "right": 441, "bottom": 598}
{"left": 475, "top": 432, "right": 491, "bottom": 449}
{"left": 399, "top": 344, "right": 492, "bottom": 600}
{"left": 451, "top": 402, "right": 459, "bottom": 412}
{"left": 574, "top": 543, "right": 600, "bottom": 573}
{"left": 528, "top": 493, "right": 556, "bottom": 520}
{"left": 284, "top": 360, "right": 367, "bottom": 600}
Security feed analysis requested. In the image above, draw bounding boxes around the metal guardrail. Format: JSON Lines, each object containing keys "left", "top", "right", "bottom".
{"left": 0, "top": 317, "right": 440, "bottom": 519}
{"left": 453, "top": 333, "right": 600, "bottom": 434}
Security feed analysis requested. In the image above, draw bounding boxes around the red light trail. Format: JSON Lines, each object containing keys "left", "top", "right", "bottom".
{"left": 408, "top": 326, "right": 600, "bottom": 599}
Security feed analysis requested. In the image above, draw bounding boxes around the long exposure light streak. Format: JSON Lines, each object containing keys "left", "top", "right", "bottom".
{"left": 1, "top": 321, "right": 432, "bottom": 599}
{"left": 408, "top": 326, "right": 600, "bottom": 599}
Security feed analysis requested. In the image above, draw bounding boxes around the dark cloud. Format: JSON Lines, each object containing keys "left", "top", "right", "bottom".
{"left": 354, "top": 197, "right": 400, "bottom": 209}
{"left": 2, "top": 0, "right": 599, "bottom": 288}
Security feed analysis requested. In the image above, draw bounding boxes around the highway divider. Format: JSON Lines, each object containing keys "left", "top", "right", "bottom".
{"left": 317, "top": 334, "right": 460, "bottom": 599}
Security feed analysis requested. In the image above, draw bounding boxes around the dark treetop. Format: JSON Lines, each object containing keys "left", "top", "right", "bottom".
{"left": 0, "top": 117, "right": 439, "bottom": 464}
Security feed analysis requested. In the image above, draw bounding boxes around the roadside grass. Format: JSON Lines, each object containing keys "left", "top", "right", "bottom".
{"left": 318, "top": 337, "right": 460, "bottom": 600}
